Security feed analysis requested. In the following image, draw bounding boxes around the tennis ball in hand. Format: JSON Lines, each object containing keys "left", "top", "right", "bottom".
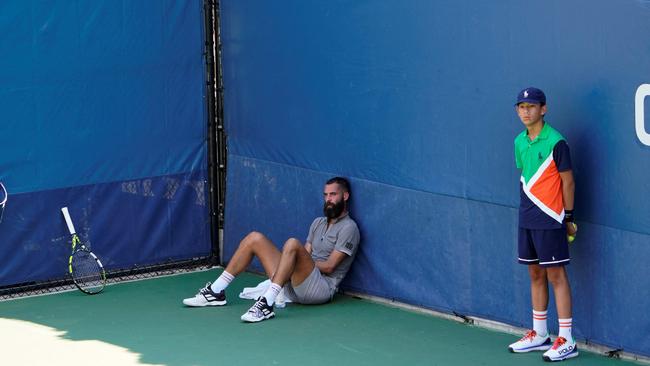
{"left": 566, "top": 222, "right": 577, "bottom": 244}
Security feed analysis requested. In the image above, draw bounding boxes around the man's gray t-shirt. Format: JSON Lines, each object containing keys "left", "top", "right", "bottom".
{"left": 306, "top": 213, "right": 360, "bottom": 290}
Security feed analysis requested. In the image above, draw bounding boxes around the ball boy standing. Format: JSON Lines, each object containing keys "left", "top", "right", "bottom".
{"left": 508, "top": 87, "right": 579, "bottom": 362}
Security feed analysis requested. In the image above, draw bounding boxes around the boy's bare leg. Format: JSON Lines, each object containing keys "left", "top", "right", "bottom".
{"left": 529, "top": 264, "right": 549, "bottom": 312}
{"left": 546, "top": 266, "right": 572, "bottom": 319}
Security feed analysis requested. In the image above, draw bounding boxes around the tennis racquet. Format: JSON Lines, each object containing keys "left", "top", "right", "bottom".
{"left": 0, "top": 182, "right": 7, "bottom": 224}
{"left": 61, "top": 207, "right": 106, "bottom": 294}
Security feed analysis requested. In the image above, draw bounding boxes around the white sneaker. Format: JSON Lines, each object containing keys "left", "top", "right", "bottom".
{"left": 543, "top": 337, "right": 579, "bottom": 362}
{"left": 182, "top": 282, "right": 227, "bottom": 307}
{"left": 508, "top": 330, "right": 552, "bottom": 353}
{"left": 241, "top": 297, "right": 275, "bottom": 323}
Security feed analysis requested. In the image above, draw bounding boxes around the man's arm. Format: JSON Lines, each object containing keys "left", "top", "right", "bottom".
{"left": 314, "top": 250, "right": 348, "bottom": 275}
{"left": 305, "top": 241, "right": 347, "bottom": 275}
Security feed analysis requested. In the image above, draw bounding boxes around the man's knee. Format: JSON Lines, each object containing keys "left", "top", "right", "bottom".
{"left": 241, "top": 231, "right": 265, "bottom": 248}
{"left": 282, "top": 238, "right": 303, "bottom": 253}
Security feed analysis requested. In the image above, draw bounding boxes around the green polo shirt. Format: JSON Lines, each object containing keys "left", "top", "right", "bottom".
{"left": 514, "top": 122, "right": 572, "bottom": 228}
{"left": 515, "top": 122, "right": 565, "bottom": 182}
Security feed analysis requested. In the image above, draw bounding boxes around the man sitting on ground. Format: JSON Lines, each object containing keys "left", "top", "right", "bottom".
{"left": 183, "top": 177, "right": 361, "bottom": 323}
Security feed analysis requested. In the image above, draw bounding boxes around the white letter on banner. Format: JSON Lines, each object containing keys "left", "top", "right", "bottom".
{"left": 635, "top": 84, "right": 650, "bottom": 146}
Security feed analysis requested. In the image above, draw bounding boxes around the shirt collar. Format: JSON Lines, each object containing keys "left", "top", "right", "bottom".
{"left": 528, "top": 121, "right": 550, "bottom": 142}
{"left": 328, "top": 211, "right": 349, "bottom": 224}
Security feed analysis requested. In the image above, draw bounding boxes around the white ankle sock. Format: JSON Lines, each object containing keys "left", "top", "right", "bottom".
{"left": 262, "top": 283, "right": 282, "bottom": 306}
{"left": 210, "top": 271, "right": 234, "bottom": 293}
{"left": 558, "top": 318, "right": 573, "bottom": 341}
{"left": 533, "top": 309, "right": 548, "bottom": 337}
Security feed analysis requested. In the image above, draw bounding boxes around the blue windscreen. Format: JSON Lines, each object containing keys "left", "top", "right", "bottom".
{"left": 0, "top": 1, "right": 211, "bottom": 286}
{"left": 221, "top": 0, "right": 650, "bottom": 357}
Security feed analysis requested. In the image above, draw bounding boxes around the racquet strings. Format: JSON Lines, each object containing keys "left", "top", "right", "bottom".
{"left": 71, "top": 250, "right": 104, "bottom": 293}
{"left": 0, "top": 182, "right": 7, "bottom": 224}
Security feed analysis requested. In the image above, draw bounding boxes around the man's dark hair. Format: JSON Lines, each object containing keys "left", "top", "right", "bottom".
{"left": 326, "top": 176, "right": 351, "bottom": 195}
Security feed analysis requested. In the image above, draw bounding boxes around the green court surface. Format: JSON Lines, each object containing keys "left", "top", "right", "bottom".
{"left": 0, "top": 270, "right": 641, "bottom": 366}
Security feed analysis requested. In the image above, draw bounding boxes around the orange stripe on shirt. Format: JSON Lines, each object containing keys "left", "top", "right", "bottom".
{"left": 528, "top": 160, "right": 564, "bottom": 216}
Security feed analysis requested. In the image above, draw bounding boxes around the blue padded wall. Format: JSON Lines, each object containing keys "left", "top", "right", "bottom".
{"left": 221, "top": 0, "right": 650, "bottom": 356}
{"left": 0, "top": 1, "right": 211, "bottom": 286}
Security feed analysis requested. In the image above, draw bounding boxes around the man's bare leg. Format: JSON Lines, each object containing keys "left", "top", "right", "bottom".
{"left": 241, "top": 238, "right": 315, "bottom": 322}
{"left": 210, "top": 231, "right": 282, "bottom": 294}
{"left": 183, "top": 231, "right": 281, "bottom": 307}
{"left": 271, "top": 238, "right": 315, "bottom": 287}
{"left": 225, "top": 231, "right": 282, "bottom": 278}
{"left": 253, "top": 238, "right": 315, "bottom": 307}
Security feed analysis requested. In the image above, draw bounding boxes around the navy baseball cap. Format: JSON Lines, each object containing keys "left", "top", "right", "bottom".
{"left": 515, "top": 87, "right": 546, "bottom": 105}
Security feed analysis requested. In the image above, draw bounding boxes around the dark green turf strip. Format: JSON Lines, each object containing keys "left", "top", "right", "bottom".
{"left": 0, "top": 270, "right": 641, "bottom": 366}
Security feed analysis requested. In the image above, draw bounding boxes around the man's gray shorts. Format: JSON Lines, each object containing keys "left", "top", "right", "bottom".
{"left": 284, "top": 267, "right": 335, "bottom": 305}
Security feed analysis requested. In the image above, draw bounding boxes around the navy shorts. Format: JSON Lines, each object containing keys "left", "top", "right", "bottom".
{"left": 518, "top": 228, "right": 570, "bottom": 267}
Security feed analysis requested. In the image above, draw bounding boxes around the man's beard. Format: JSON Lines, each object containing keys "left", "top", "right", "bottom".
{"left": 323, "top": 199, "right": 345, "bottom": 219}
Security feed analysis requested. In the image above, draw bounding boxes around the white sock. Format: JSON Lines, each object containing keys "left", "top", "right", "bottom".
{"left": 262, "top": 283, "right": 282, "bottom": 306}
{"left": 210, "top": 271, "right": 234, "bottom": 293}
{"left": 558, "top": 318, "right": 573, "bottom": 341}
{"left": 533, "top": 309, "right": 548, "bottom": 337}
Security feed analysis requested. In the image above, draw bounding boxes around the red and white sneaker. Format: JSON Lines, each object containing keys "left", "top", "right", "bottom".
{"left": 542, "top": 336, "right": 579, "bottom": 362}
{"left": 508, "top": 330, "right": 552, "bottom": 353}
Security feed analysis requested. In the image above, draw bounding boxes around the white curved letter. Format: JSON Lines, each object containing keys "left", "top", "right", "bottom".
{"left": 635, "top": 84, "right": 650, "bottom": 146}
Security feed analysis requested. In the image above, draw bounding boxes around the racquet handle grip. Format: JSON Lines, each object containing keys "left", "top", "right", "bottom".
{"left": 61, "top": 207, "right": 77, "bottom": 234}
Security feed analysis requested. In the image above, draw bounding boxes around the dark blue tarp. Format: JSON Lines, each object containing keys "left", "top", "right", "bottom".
{"left": 0, "top": 1, "right": 211, "bottom": 285}
{"left": 221, "top": 0, "right": 650, "bottom": 357}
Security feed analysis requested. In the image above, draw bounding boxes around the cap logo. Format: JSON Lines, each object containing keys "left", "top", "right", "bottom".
{"left": 523, "top": 90, "right": 529, "bottom": 98}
